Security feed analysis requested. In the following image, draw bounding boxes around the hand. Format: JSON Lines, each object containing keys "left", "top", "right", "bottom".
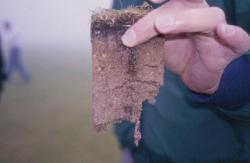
{"left": 121, "top": 0, "right": 250, "bottom": 94}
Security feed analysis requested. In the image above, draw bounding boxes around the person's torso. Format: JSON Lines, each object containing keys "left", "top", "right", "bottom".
{"left": 0, "top": 35, "right": 4, "bottom": 93}
{"left": 141, "top": 69, "right": 250, "bottom": 162}
{"left": 2, "top": 31, "right": 21, "bottom": 54}
{"left": 113, "top": 0, "right": 250, "bottom": 162}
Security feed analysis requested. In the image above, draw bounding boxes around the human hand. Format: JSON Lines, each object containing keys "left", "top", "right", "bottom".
{"left": 122, "top": 0, "right": 250, "bottom": 94}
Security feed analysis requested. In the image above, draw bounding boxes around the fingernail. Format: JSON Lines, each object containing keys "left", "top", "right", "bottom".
{"left": 122, "top": 29, "right": 137, "bottom": 47}
{"left": 222, "top": 24, "right": 235, "bottom": 36}
{"left": 155, "top": 15, "right": 175, "bottom": 33}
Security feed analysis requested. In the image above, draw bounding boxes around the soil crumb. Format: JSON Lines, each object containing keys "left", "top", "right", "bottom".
{"left": 91, "top": 3, "right": 165, "bottom": 145}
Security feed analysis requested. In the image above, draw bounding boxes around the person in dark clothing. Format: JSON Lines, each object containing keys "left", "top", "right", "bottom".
{"left": 113, "top": 0, "right": 250, "bottom": 162}
{"left": 0, "top": 34, "right": 5, "bottom": 96}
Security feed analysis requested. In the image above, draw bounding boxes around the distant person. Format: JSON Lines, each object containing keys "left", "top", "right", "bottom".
{"left": 2, "top": 21, "right": 30, "bottom": 82}
{"left": 0, "top": 33, "right": 5, "bottom": 96}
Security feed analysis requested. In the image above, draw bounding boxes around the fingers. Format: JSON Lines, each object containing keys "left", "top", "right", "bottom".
{"left": 122, "top": 1, "right": 178, "bottom": 47}
{"left": 155, "top": 7, "right": 226, "bottom": 34}
{"left": 121, "top": 9, "right": 159, "bottom": 47}
{"left": 216, "top": 24, "right": 250, "bottom": 54}
{"left": 122, "top": 6, "right": 224, "bottom": 47}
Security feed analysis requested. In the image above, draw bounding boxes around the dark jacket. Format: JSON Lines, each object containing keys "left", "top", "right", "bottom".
{"left": 113, "top": 0, "right": 250, "bottom": 162}
{"left": 0, "top": 34, "right": 4, "bottom": 93}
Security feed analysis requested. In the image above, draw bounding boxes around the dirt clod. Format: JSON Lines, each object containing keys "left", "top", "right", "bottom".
{"left": 91, "top": 3, "right": 165, "bottom": 145}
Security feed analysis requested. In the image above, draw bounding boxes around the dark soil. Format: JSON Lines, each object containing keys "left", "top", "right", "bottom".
{"left": 91, "top": 3, "right": 165, "bottom": 145}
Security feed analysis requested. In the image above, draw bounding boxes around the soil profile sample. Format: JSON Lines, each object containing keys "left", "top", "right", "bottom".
{"left": 91, "top": 3, "right": 165, "bottom": 145}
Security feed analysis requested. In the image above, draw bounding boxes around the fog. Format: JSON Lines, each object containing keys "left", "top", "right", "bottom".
{"left": 0, "top": 0, "right": 112, "bottom": 49}
{"left": 0, "top": 1, "right": 123, "bottom": 162}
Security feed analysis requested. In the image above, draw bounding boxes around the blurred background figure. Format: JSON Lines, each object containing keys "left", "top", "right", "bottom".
{"left": 0, "top": 1, "right": 122, "bottom": 163}
{"left": 0, "top": 33, "right": 5, "bottom": 97}
{"left": 2, "top": 21, "right": 30, "bottom": 82}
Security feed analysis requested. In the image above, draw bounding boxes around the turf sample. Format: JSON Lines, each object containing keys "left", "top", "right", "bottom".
{"left": 91, "top": 3, "right": 165, "bottom": 145}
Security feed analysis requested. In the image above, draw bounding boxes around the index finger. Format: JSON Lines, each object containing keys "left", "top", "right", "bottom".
{"left": 121, "top": 0, "right": 208, "bottom": 47}
{"left": 121, "top": 0, "right": 185, "bottom": 47}
{"left": 121, "top": 0, "right": 207, "bottom": 47}
{"left": 121, "top": 7, "right": 161, "bottom": 47}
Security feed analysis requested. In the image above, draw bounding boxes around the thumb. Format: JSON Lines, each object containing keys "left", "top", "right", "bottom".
{"left": 216, "top": 24, "right": 250, "bottom": 54}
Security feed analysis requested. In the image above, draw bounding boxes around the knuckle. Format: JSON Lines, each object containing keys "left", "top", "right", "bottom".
{"left": 234, "top": 26, "right": 247, "bottom": 41}
{"left": 244, "top": 38, "right": 250, "bottom": 48}
{"left": 236, "top": 27, "right": 245, "bottom": 36}
{"left": 238, "top": 27, "right": 248, "bottom": 36}
{"left": 211, "top": 7, "right": 226, "bottom": 23}
{"left": 245, "top": 34, "right": 250, "bottom": 50}
{"left": 232, "top": 26, "right": 250, "bottom": 53}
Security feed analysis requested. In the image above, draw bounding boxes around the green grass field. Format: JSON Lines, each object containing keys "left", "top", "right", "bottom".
{"left": 0, "top": 47, "right": 121, "bottom": 163}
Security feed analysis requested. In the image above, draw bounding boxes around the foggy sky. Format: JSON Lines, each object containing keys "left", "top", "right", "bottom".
{"left": 0, "top": 0, "right": 111, "bottom": 49}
